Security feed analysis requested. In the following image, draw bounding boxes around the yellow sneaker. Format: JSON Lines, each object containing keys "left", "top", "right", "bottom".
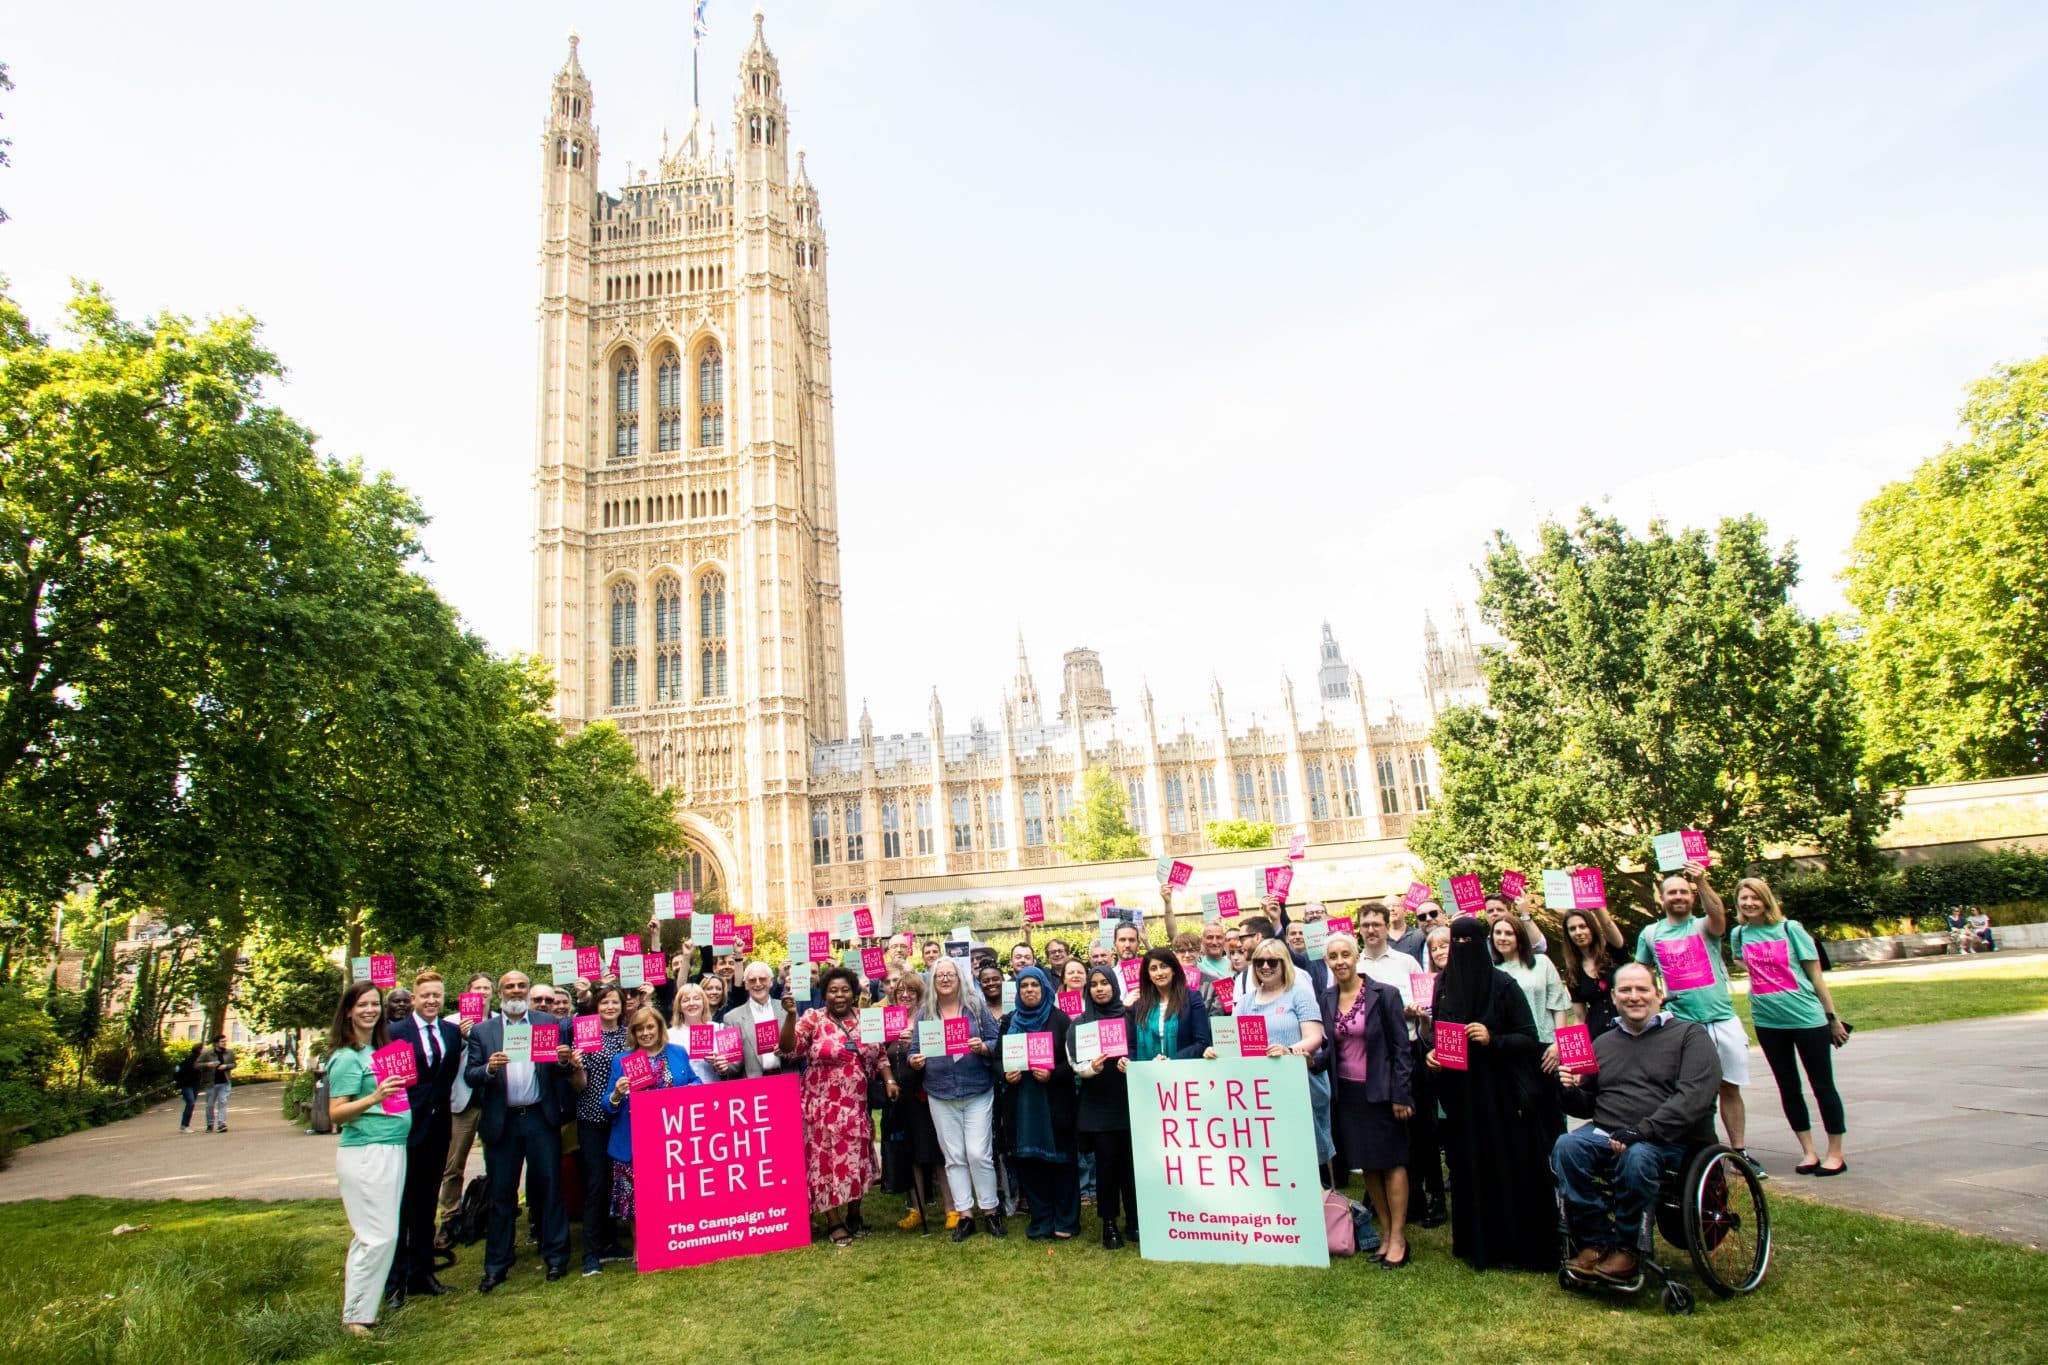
{"left": 944, "top": 1211, "right": 961, "bottom": 1231}
{"left": 896, "top": 1208, "right": 923, "bottom": 1231}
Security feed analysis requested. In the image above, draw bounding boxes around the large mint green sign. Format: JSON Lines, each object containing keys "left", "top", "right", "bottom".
{"left": 1127, "top": 1058, "right": 1328, "bottom": 1267}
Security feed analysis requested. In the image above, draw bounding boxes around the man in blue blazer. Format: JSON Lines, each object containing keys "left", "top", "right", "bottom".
{"left": 385, "top": 971, "right": 464, "bottom": 1302}
{"left": 463, "top": 970, "right": 574, "bottom": 1290}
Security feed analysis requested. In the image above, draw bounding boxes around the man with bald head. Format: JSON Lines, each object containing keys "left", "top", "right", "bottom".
{"left": 1551, "top": 962, "right": 1721, "bottom": 1283}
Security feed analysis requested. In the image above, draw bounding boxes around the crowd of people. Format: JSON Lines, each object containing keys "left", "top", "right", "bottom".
{"left": 321, "top": 862, "right": 1850, "bottom": 1333}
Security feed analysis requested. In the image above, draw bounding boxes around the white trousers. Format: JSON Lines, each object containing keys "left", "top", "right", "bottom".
{"left": 930, "top": 1090, "right": 999, "bottom": 1213}
{"left": 337, "top": 1143, "right": 406, "bottom": 1325}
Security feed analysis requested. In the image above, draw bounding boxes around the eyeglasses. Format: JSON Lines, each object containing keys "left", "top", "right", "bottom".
{"left": 1254, "top": 959, "right": 1281, "bottom": 970}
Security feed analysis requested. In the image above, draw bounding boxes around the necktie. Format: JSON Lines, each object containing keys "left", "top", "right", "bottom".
{"left": 426, "top": 1023, "right": 440, "bottom": 1068}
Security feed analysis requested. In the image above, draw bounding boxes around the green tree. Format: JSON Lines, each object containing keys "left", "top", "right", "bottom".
{"left": 1057, "top": 766, "right": 1147, "bottom": 863}
{"left": 1410, "top": 510, "right": 1887, "bottom": 910}
{"left": 240, "top": 935, "right": 342, "bottom": 1063}
{"left": 1204, "top": 818, "right": 1275, "bottom": 851}
{"left": 1842, "top": 354, "right": 2048, "bottom": 785}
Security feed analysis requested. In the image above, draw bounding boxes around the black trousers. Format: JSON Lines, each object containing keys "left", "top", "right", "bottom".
{"left": 1756, "top": 1025, "right": 1847, "bottom": 1135}
{"left": 1015, "top": 1156, "right": 1080, "bottom": 1237}
{"left": 1088, "top": 1129, "right": 1138, "bottom": 1235}
{"left": 1407, "top": 1036, "right": 1445, "bottom": 1216}
{"left": 576, "top": 1116, "right": 617, "bottom": 1265}
{"left": 389, "top": 1118, "right": 451, "bottom": 1290}
{"left": 484, "top": 1107, "right": 568, "bottom": 1276}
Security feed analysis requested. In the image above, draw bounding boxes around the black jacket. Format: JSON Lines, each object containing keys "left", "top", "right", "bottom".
{"left": 463, "top": 1016, "right": 575, "bottom": 1145}
{"left": 387, "top": 1014, "right": 462, "bottom": 1137}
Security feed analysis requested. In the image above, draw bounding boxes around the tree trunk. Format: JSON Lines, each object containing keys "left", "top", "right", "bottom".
{"left": 202, "top": 934, "right": 243, "bottom": 1044}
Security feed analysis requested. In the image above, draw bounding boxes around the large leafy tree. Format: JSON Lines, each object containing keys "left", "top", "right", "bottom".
{"left": 1410, "top": 511, "right": 1887, "bottom": 910}
{"left": 1057, "top": 765, "right": 1147, "bottom": 863}
{"left": 240, "top": 934, "right": 342, "bottom": 1061}
{"left": 1842, "top": 354, "right": 2047, "bottom": 785}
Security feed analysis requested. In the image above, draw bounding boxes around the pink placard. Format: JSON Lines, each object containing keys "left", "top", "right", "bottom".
{"left": 750, "top": 1018, "right": 780, "bottom": 1056}
{"left": 806, "top": 931, "right": 831, "bottom": 963}
{"left": 677, "top": 890, "right": 695, "bottom": 918}
{"left": 1288, "top": 833, "right": 1308, "bottom": 860}
{"left": 574, "top": 1014, "right": 605, "bottom": 1051}
{"left": 1653, "top": 933, "right": 1717, "bottom": 993}
{"left": 1555, "top": 1023, "right": 1599, "bottom": 1074}
{"left": 1235, "top": 1014, "right": 1267, "bottom": 1057}
{"left": 1211, "top": 978, "right": 1235, "bottom": 1013}
{"left": 1265, "top": 865, "right": 1294, "bottom": 900}
{"left": 630, "top": 1074, "right": 809, "bottom": 1271}
{"left": 1168, "top": 860, "right": 1194, "bottom": 888}
{"left": 623, "top": 934, "right": 642, "bottom": 956}
{"left": 1682, "top": 830, "right": 1712, "bottom": 865}
{"left": 530, "top": 1021, "right": 560, "bottom": 1055}
{"left": 576, "top": 946, "right": 602, "bottom": 980}
{"left": 1569, "top": 867, "right": 1607, "bottom": 909}
{"left": 1434, "top": 1019, "right": 1469, "bottom": 1070}
{"left": 1117, "top": 958, "right": 1142, "bottom": 995}
{"left": 942, "top": 1015, "right": 973, "bottom": 1057}
{"left": 1449, "top": 874, "right": 1485, "bottom": 916}
{"left": 369, "top": 955, "right": 397, "bottom": 990}
{"left": 370, "top": 1040, "right": 417, "bottom": 1114}
{"left": 1402, "top": 881, "right": 1431, "bottom": 911}
{"left": 860, "top": 946, "right": 886, "bottom": 980}
{"left": 642, "top": 952, "right": 668, "bottom": 986}
{"left": 621, "top": 1049, "right": 656, "bottom": 1091}
{"left": 1327, "top": 916, "right": 1354, "bottom": 937}
{"left": 713, "top": 914, "right": 736, "bottom": 948}
{"left": 884, "top": 1005, "right": 911, "bottom": 1037}
{"left": 1023, "top": 894, "right": 1045, "bottom": 924}
{"left": 1499, "top": 869, "right": 1527, "bottom": 901}
{"left": 736, "top": 924, "right": 756, "bottom": 954}
{"left": 458, "top": 992, "right": 486, "bottom": 1025}
{"left": 1058, "top": 990, "right": 1084, "bottom": 1018}
{"left": 687, "top": 1023, "right": 716, "bottom": 1057}
{"left": 712, "top": 1027, "right": 744, "bottom": 1065}
{"left": 1742, "top": 937, "right": 1800, "bottom": 995}
{"left": 853, "top": 906, "right": 875, "bottom": 938}
{"left": 1216, "top": 889, "right": 1240, "bottom": 918}
{"left": 1096, "top": 1017, "right": 1130, "bottom": 1059}
{"left": 998, "top": 1030, "right": 1041, "bottom": 1071}
{"left": 1409, "top": 972, "right": 1436, "bottom": 1011}
{"left": 1183, "top": 963, "right": 1204, "bottom": 990}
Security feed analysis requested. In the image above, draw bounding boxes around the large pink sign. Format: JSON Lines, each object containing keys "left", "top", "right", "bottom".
{"left": 630, "top": 1073, "right": 810, "bottom": 1272}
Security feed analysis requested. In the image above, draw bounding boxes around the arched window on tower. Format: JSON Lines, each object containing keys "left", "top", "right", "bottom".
{"left": 613, "top": 353, "right": 640, "bottom": 460}
{"left": 653, "top": 575, "right": 684, "bottom": 702}
{"left": 698, "top": 570, "right": 728, "bottom": 700}
{"left": 655, "top": 346, "right": 682, "bottom": 453}
{"left": 696, "top": 346, "right": 725, "bottom": 448}
{"left": 609, "top": 581, "right": 638, "bottom": 709}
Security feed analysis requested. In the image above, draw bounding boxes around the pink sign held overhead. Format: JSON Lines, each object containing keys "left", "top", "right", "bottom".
{"left": 806, "top": 931, "right": 831, "bottom": 963}
{"left": 713, "top": 914, "right": 736, "bottom": 948}
{"left": 853, "top": 906, "right": 875, "bottom": 938}
{"left": 1654, "top": 933, "right": 1718, "bottom": 993}
{"left": 677, "top": 890, "right": 695, "bottom": 918}
{"left": 1434, "top": 1020, "right": 1469, "bottom": 1071}
{"left": 458, "top": 992, "right": 487, "bottom": 1025}
{"left": 370, "top": 1041, "right": 416, "bottom": 1114}
{"left": 1569, "top": 867, "right": 1607, "bottom": 909}
{"left": 369, "top": 955, "right": 397, "bottom": 990}
{"left": 860, "top": 946, "right": 886, "bottom": 980}
{"left": 576, "top": 946, "right": 602, "bottom": 980}
{"left": 630, "top": 1074, "right": 809, "bottom": 1272}
{"left": 1097, "top": 1017, "right": 1130, "bottom": 1059}
{"left": 1216, "top": 889, "right": 1240, "bottom": 918}
{"left": 1058, "top": 990, "right": 1085, "bottom": 1018}
{"left": 1499, "top": 870, "right": 1527, "bottom": 901}
{"left": 1023, "top": 894, "right": 1044, "bottom": 924}
{"left": 1449, "top": 874, "right": 1485, "bottom": 916}
{"left": 642, "top": 952, "right": 668, "bottom": 986}
{"left": 574, "top": 1014, "right": 605, "bottom": 1051}
{"left": 620, "top": 1049, "right": 656, "bottom": 1091}
{"left": 942, "top": 1016, "right": 973, "bottom": 1057}
{"left": 1327, "top": 916, "right": 1354, "bottom": 937}
{"left": 1235, "top": 1014, "right": 1267, "bottom": 1057}
{"left": 1402, "top": 881, "right": 1432, "bottom": 911}
{"left": 1742, "top": 937, "right": 1800, "bottom": 995}
{"left": 622, "top": 934, "right": 642, "bottom": 956}
{"left": 1409, "top": 972, "right": 1436, "bottom": 1011}
{"left": 1681, "top": 830, "right": 1712, "bottom": 865}
{"left": 736, "top": 923, "right": 755, "bottom": 954}
{"left": 1265, "top": 865, "right": 1294, "bottom": 900}
{"left": 1168, "top": 860, "right": 1194, "bottom": 888}
{"left": 1288, "top": 833, "right": 1308, "bottom": 860}
{"left": 1555, "top": 1024, "right": 1599, "bottom": 1074}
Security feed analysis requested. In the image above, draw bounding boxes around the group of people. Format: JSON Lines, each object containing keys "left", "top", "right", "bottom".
{"left": 322, "top": 863, "right": 1850, "bottom": 1330}
{"left": 174, "top": 1033, "right": 236, "bottom": 1133}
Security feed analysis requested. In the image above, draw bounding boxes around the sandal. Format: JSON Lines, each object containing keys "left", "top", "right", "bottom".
{"left": 827, "top": 1223, "right": 855, "bottom": 1247}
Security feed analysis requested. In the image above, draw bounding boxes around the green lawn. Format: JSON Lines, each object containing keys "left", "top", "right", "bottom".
{"left": 3, "top": 1191, "right": 2043, "bottom": 1364}
{"left": 1730, "top": 956, "right": 2048, "bottom": 1041}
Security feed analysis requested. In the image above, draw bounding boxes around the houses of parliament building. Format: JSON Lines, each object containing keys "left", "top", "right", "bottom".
{"left": 530, "top": 19, "right": 1482, "bottom": 927}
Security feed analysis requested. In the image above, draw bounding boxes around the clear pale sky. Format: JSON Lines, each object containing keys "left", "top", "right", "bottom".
{"left": 7, "top": 3, "right": 2046, "bottom": 734}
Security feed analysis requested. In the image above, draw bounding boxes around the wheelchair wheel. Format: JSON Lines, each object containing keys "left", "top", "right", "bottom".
{"left": 1662, "top": 1281, "right": 1694, "bottom": 1315}
{"left": 1682, "top": 1146, "right": 1770, "bottom": 1296}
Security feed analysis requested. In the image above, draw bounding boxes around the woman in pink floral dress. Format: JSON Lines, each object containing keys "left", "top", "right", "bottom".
{"left": 778, "top": 964, "right": 889, "bottom": 1246}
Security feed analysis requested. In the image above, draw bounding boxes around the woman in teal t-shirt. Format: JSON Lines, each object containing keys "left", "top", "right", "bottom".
{"left": 325, "top": 981, "right": 411, "bottom": 1336}
{"left": 1732, "top": 879, "right": 1849, "bottom": 1176}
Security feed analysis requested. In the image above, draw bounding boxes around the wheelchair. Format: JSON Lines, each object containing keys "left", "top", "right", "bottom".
{"left": 1556, "top": 1141, "right": 1771, "bottom": 1314}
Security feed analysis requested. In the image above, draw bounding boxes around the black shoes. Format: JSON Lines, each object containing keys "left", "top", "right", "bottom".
{"left": 545, "top": 1264, "right": 568, "bottom": 1281}
{"left": 477, "top": 1274, "right": 505, "bottom": 1294}
{"left": 1419, "top": 1201, "right": 1447, "bottom": 1228}
{"left": 983, "top": 1212, "right": 1006, "bottom": 1238}
{"left": 951, "top": 1216, "right": 977, "bottom": 1243}
{"left": 409, "top": 1278, "right": 453, "bottom": 1297}
{"left": 1102, "top": 1225, "right": 1125, "bottom": 1250}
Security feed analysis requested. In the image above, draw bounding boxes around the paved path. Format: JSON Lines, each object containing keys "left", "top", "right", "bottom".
{"left": 1744, "top": 1012, "right": 2048, "bottom": 1249}
{"left": 0, "top": 1084, "right": 479, "bottom": 1203}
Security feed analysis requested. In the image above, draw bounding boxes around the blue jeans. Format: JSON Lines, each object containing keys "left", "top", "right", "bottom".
{"left": 179, "top": 1086, "right": 198, "bottom": 1129}
{"left": 1550, "top": 1126, "right": 1682, "bottom": 1252}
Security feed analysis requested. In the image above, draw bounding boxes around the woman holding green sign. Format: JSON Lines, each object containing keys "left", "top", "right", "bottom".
{"left": 1071, "top": 965, "right": 1138, "bottom": 1248}
{"left": 999, "top": 966, "right": 1080, "bottom": 1239}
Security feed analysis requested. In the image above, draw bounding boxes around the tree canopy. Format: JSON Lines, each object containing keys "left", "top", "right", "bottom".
{"left": 1057, "top": 765, "right": 1147, "bottom": 863}
{"left": 1842, "top": 353, "right": 2047, "bottom": 785}
{"left": 1409, "top": 510, "right": 1887, "bottom": 902}
{"left": 1204, "top": 818, "right": 1275, "bottom": 851}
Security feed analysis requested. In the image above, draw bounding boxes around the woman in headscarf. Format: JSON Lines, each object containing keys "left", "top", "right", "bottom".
{"left": 1426, "top": 915, "right": 1555, "bottom": 1271}
{"left": 1070, "top": 964, "right": 1137, "bottom": 1248}
{"left": 998, "top": 966, "right": 1079, "bottom": 1239}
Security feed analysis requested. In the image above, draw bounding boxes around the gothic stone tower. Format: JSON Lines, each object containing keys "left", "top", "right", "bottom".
{"left": 531, "top": 19, "right": 847, "bottom": 919}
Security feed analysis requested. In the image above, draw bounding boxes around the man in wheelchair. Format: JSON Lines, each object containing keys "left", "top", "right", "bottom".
{"left": 1552, "top": 963, "right": 1721, "bottom": 1282}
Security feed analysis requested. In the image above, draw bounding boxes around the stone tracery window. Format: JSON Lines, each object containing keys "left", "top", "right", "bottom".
{"left": 697, "top": 570, "right": 728, "bottom": 699}
{"left": 609, "top": 581, "right": 638, "bottom": 708}
{"left": 656, "top": 346, "right": 683, "bottom": 453}
{"left": 696, "top": 346, "right": 725, "bottom": 448}
{"left": 613, "top": 352, "right": 640, "bottom": 460}
{"left": 653, "top": 574, "right": 685, "bottom": 702}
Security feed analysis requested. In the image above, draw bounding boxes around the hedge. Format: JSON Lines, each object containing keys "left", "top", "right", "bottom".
{"left": 1775, "top": 848, "right": 2048, "bottom": 929}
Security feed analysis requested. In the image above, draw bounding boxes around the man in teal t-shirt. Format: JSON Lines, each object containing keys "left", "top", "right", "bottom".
{"left": 1634, "top": 864, "right": 1749, "bottom": 1157}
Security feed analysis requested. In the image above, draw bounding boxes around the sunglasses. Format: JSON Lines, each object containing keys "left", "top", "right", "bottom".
{"left": 1417, "top": 910, "right": 1440, "bottom": 920}
{"left": 1254, "top": 959, "right": 1282, "bottom": 969}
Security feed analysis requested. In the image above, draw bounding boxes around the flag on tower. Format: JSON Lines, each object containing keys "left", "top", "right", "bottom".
{"left": 693, "top": 0, "right": 711, "bottom": 41}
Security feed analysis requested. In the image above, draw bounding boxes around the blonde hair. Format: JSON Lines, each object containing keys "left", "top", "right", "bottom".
{"left": 669, "top": 982, "right": 708, "bottom": 1026}
{"left": 625, "top": 1006, "right": 666, "bottom": 1044}
{"left": 1250, "top": 942, "right": 1296, "bottom": 991}
{"left": 1736, "top": 877, "right": 1785, "bottom": 924}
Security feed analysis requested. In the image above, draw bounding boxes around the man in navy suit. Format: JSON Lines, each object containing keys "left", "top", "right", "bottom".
{"left": 385, "top": 970, "right": 463, "bottom": 1302}
{"left": 463, "top": 970, "right": 573, "bottom": 1290}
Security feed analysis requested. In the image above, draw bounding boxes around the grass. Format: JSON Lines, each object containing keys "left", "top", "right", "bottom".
{"left": 1730, "top": 955, "right": 2048, "bottom": 1041}
{"left": 1, "top": 1191, "right": 2044, "bottom": 1364}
